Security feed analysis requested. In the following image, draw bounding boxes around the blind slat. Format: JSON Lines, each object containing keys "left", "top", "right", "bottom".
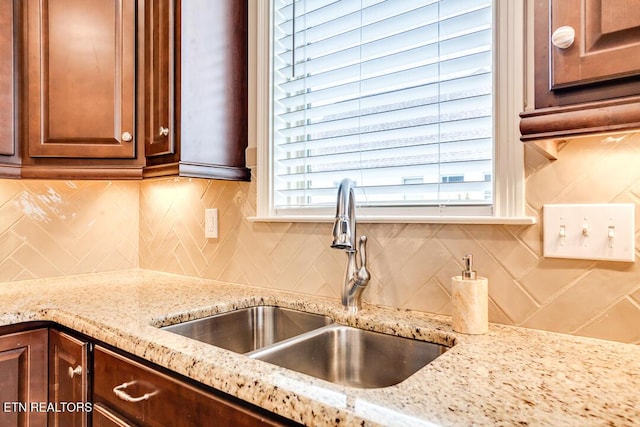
{"left": 275, "top": 52, "right": 492, "bottom": 110}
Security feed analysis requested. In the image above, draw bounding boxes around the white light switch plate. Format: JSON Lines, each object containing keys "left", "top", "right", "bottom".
{"left": 543, "top": 204, "right": 635, "bottom": 262}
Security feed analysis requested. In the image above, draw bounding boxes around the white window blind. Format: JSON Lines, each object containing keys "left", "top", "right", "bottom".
{"left": 270, "top": 0, "right": 494, "bottom": 216}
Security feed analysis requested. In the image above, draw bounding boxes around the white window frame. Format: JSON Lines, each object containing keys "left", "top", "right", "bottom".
{"left": 249, "top": 0, "right": 535, "bottom": 225}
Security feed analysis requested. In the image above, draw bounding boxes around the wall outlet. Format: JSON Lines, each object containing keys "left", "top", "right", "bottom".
{"left": 205, "top": 208, "right": 218, "bottom": 239}
{"left": 543, "top": 203, "right": 635, "bottom": 262}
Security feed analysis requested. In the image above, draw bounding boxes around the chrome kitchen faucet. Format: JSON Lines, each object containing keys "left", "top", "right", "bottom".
{"left": 331, "top": 178, "right": 370, "bottom": 313}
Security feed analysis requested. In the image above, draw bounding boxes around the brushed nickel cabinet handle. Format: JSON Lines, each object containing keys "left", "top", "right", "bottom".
{"left": 552, "top": 26, "right": 575, "bottom": 49}
{"left": 68, "top": 365, "right": 82, "bottom": 379}
{"left": 122, "top": 132, "right": 133, "bottom": 142}
{"left": 158, "top": 126, "right": 170, "bottom": 137}
{"left": 113, "top": 381, "right": 158, "bottom": 403}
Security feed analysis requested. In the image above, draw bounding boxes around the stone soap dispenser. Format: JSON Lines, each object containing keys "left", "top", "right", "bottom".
{"left": 451, "top": 255, "right": 488, "bottom": 334}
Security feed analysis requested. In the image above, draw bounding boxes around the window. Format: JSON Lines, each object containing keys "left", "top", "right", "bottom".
{"left": 253, "top": 0, "right": 531, "bottom": 224}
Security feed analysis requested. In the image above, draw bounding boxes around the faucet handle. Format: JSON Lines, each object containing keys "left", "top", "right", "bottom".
{"left": 356, "top": 236, "right": 370, "bottom": 287}
{"left": 358, "top": 236, "right": 367, "bottom": 266}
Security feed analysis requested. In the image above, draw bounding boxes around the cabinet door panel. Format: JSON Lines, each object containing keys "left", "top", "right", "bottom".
{"left": 179, "top": 0, "right": 249, "bottom": 180}
{"left": 26, "top": 0, "right": 136, "bottom": 158}
{"left": 0, "top": 329, "right": 48, "bottom": 427}
{"left": 48, "top": 330, "right": 89, "bottom": 427}
{"left": 145, "top": 0, "right": 177, "bottom": 157}
{"left": 551, "top": 0, "right": 640, "bottom": 89}
{"left": 0, "top": 0, "right": 16, "bottom": 156}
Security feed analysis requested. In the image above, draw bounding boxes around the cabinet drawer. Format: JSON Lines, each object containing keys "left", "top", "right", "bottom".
{"left": 93, "top": 404, "right": 136, "bottom": 427}
{"left": 93, "top": 346, "right": 287, "bottom": 427}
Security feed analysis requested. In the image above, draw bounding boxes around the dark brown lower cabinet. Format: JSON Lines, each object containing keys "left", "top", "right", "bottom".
{"left": 0, "top": 328, "right": 48, "bottom": 427}
{"left": 93, "top": 345, "right": 292, "bottom": 427}
{"left": 0, "top": 326, "right": 295, "bottom": 427}
{"left": 48, "top": 329, "right": 90, "bottom": 427}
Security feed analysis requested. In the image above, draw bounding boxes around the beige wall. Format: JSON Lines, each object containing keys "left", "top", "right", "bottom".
{"left": 0, "top": 180, "right": 139, "bottom": 281}
{"left": 139, "top": 134, "right": 640, "bottom": 344}
{"left": 1, "top": 133, "right": 638, "bottom": 344}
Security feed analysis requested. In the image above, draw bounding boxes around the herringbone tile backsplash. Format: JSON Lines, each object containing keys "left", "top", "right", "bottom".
{"left": 0, "top": 180, "right": 138, "bottom": 281}
{"left": 140, "top": 134, "right": 640, "bottom": 344}
{"left": 1, "top": 133, "right": 639, "bottom": 344}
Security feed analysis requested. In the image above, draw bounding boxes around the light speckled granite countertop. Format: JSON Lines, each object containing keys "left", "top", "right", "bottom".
{"left": 1, "top": 270, "right": 639, "bottom": 426}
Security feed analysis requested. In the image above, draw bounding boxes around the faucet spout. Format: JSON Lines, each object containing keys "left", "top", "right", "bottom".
{"left": 330, "top": 178, "right": 370, "bottom": 313}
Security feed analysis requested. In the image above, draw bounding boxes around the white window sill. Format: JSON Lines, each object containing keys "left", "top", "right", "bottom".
{"left": 247, "top": 215, "right": 537, "bottom": 225}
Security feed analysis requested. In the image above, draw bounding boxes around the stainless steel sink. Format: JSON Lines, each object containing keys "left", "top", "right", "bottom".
{"left": 161, "top": 306, "right": 448, "bottom": 388}
{"left": 161, "top": 306, "right": 333, "bottom": 353}
{"left": 249, "top": 325, "right": 448, "bottom": 388}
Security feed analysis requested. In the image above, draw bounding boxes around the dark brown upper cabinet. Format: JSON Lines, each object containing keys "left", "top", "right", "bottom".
{"left": 520, "top": 0, "right": 640, "bottom": 157}
{"left": 0, "top": 0, "right": 145, "bottom": 179}
{"left": 144, "top": 0, "right": 250, "bottom": 181}
{"left": 0, "top": 0, "right": 249, "bottom": 181}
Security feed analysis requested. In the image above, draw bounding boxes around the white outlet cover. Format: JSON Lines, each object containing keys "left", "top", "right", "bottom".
{"left": 543, "top": 204, "right": 635, "bottom": 262}
{"left": 205, "top": 208, "right": 218, "bottom": 239}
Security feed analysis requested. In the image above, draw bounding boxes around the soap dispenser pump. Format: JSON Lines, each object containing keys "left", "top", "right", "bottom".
{"left": 451, "top": 255, "right": 488, "bottom": 334}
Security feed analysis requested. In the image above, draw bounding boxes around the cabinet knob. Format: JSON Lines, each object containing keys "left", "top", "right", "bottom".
{"left": 552, "top": 26, "right": 575, "bottom": 49}
{"left": 158, "top": 126, "right": 170, "bottom": 137}
{"left": 121, "top": 132, "right": 133, "bottom": 142}
{"left": 68, "top": 365, "right": 83, "bottom": 379}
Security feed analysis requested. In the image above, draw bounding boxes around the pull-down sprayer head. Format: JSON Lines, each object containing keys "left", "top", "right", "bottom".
{"left": 331, "top": 178, "right": 356, "bottom": 250}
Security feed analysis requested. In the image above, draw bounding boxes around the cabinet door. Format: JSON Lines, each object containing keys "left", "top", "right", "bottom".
{"left": 534, "top": 0, "right": 640, "bottom": 108}
{"left": 25, "top": 0, "right": 136, "bottom": 158}
{"left": 145, "top": 0, "right": 178, "bottom": 158}
{"left": 0, "top": 328, "right": 48, "bottom": 427}
{"left": 48, "top": 329, "right": 90, "bottom": 427}
{"left": 550, "top": 0, "right": 640, "bottom": 89}
{"left": 0, "top": 0, "right": 16, "bottom": 157}
{"left": 179, "top": 0, "right": 250, "bottom": 181}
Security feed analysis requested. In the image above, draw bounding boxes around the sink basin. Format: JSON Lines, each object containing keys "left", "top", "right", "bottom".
{"left": 161, "top": 306, "right": 333, "bottom": 353}
{"left": 249, "top": 325, "right": 448, "bottom": 388}
{"left": 162, "top": 306, "right": 448, "bottom": 388}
